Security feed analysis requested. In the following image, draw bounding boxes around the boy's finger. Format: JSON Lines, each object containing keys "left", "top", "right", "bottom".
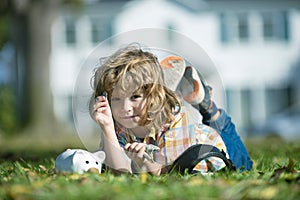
{"left": 128, "top": 142, "right": 139, "bottom": 151}
{"left": 133, "top": 143, "right": 146, "bottom": 153}
{"left": 137, "top": 147, "right": 146, "bottom": 159}
{"left": 124, "top": 143, "right": 136, "bottom": 151}
{"left": 95, "top": 95, "right": 106, "bottom": 102}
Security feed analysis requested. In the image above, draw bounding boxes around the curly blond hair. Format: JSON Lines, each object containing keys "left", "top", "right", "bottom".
{"left": 91, "top": 43, "right": 181, "bottom": 130}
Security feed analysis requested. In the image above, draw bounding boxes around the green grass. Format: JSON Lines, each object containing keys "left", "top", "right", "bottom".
{"left": 0, "top": 134, "right": 299, "bottom": 200}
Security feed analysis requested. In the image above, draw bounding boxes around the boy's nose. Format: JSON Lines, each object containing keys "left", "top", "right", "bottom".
{"left": 122, "top": 99, "right": 132, "bottom": 111}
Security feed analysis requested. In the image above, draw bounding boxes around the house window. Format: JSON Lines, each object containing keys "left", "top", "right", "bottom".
{"left": 261, "top": 11, "right": 289, "bottom": 41}
{"left": 265, "top": 87, "right": 290, "bottom": 115}
{"left": 237, "top": 13, "right": 249, "bottom": 40}
{"left": 262, "top": 12, "right": 273, "bottom": 38}
{"left": 220, "top": 13, "right": 228, "bottom": 43}
{"left": 65, "top": 17, "right": 76, "bottom": 45}
{"left": 226, "top": 88, "right": 253, "bottom": 128}
{"left": 90, "top": 17, "right": 113, "bottom": 45}
{"left": 219, "top": 12, "right": 249, "bottom": 43}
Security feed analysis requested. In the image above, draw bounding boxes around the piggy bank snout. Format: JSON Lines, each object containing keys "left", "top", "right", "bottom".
{"left": 87, "top": 167, "right": 100, "bottom": 173}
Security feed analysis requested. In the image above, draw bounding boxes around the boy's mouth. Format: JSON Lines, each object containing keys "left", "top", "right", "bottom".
{"left": 122, "top": 115, "right": 138, "bottom": 119}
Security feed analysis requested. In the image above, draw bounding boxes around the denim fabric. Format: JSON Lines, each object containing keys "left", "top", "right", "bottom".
{"left": 203, "top": 109, "right": 253, "bottom": 171}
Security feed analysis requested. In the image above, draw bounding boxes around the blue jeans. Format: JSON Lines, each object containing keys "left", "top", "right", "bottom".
{"left": 203, "top": 109, "right": 253, "bottom": 171}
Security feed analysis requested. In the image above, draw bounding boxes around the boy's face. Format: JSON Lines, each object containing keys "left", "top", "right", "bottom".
{"left": 110, "top": 82, "right": 146, "bottom": 130}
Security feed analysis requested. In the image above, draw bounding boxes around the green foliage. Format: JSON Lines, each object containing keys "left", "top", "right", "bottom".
{"left": 0, "top": 137, "right": 299, "bottom": 200}
{"left": 0, "top": 14, "right": 10, "bottom": 49}
{"left": 0, "top": 86, "right": 18, "bottom": 134}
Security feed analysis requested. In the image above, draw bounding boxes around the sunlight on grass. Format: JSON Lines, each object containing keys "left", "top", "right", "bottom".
{"left": 0, "top": 135, "right": 299, "bottom": 199}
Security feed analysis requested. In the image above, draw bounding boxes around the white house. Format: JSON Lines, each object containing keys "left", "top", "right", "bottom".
{"left": 50, "top": 0, "right": 300, "bottom": 144}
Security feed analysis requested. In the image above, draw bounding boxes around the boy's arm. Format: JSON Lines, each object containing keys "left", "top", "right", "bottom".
{"left": 101, "top": 125, "right": 133, "bottom": 174}
{"left": 91, "top": 94, "right": 132, "bottom": 174}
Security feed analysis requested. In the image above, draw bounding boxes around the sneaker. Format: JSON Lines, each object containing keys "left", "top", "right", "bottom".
{"left": 178, "top": 65, "right": 218, "bottom": 120}
{"left": 160, "top": 56, "right": 218, "bottom": 120}
{"left": 177, "top": 66, "right": 205, "bottom": 105}
{"left": 160, "top": 55, "right": 186, "bottom": 91}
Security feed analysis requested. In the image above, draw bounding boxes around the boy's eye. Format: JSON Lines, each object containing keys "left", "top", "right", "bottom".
{"left": 131, "top": 94, "right": 143, "bottom": 100}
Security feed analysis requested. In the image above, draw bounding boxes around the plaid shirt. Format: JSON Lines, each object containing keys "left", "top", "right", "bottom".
{"left": 115, "top": 107, "right": 227, "bottom": 173}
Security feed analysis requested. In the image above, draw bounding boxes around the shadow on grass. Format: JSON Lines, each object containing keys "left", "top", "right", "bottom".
{"left": 0, "top": 132, "right": 85, "bottom": 162}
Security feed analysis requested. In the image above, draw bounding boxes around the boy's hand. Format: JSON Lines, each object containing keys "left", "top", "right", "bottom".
{"left": 124, "top": 142, "right": 147, "bottom": 165}
{"left": 124, "top": 143, "right": 160, "bottom": 163}
{"left": 92, "top": 92, "right": 114, "bottom": 129}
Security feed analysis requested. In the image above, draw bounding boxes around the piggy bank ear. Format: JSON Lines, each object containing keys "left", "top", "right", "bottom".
{"left": 93, "top": 151, "right": 106, "bottom": 162}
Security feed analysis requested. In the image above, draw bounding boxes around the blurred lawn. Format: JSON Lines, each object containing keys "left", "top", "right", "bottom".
{"left": 0, "top": 133, "right": 299, "bottom": 200}
{"left": 0, "top": 132, "right": 85, "bottom": 161}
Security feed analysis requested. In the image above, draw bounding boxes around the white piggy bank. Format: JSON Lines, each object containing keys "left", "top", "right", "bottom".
{"left": 55, "top": 149, "right": 106, "bottom": 174}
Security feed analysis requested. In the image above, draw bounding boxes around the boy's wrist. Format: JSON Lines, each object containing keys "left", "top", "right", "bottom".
{"left": 101, "top": 124, "right": 116, "bottom": 139}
